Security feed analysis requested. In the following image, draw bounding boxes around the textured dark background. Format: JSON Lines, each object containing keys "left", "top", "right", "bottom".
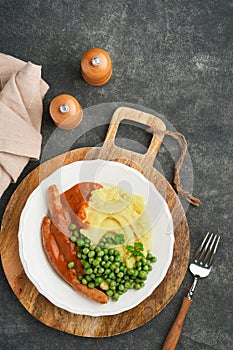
{"left": 0, "top": 0, "right": 232, "bottom": 349}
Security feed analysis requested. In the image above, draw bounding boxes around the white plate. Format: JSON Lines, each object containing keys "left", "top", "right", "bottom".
{"left": 18, "top": 160, "right": 174, "bottom": 316}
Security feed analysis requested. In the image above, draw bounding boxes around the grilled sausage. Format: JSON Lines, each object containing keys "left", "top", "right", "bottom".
{"left": 41, "top": 216, "right": 108, "bottom": 304}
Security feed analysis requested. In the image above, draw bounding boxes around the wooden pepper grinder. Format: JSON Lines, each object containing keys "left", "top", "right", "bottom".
{"left": 49, "top": 94, "right": 83, "bottom": 130}
{"left": 81, "top": 48, "right": 112, "bottom": 86}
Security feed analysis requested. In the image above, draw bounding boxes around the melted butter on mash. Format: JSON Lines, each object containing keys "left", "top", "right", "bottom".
{"left": 80, "top": 186, "right": 152, "bottom": 267}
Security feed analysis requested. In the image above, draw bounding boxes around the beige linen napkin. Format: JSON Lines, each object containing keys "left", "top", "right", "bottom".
{"left": 0, "top": 53, "right": 49, "bottom": 197}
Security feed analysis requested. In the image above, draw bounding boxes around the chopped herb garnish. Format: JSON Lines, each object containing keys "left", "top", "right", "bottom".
{"left": 126, "top": 242, "right": 145, "bottom": 258}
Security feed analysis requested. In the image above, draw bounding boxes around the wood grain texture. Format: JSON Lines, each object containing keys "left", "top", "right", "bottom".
{"left": 0, "top": 107, "right": 190, "bottom": 337}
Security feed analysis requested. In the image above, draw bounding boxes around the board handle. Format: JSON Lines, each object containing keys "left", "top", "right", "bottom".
{"left": 87, "top": 106, "right": 200, "bottom": 206}
{"left": 98, "top": 107, "right": 166, "bottom": 169}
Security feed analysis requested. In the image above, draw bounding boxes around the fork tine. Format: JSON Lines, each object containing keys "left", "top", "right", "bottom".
{"left": 208, "top": 235, "right": 220, "bottom": 267}
{"left": 203, "top": 234, "right": 218, "bottom": 265}
{"left": 192, "top": 232, "right": 210, "bottom": 262}
{"left": 198, "top": 233, "right": 214, "bottom": 263}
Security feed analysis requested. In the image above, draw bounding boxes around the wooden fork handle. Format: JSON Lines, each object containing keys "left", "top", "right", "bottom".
{"left": 162, "top": 297, "right": 192, "bottom": 350}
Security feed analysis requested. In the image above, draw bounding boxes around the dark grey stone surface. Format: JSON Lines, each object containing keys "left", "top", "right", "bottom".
{"left": 0, "top": 0, "right": 232, "bottom": 349}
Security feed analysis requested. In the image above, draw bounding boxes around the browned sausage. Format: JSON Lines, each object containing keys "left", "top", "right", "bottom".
{"left": 61, "top": 182, "right": 103, "bottom": 227}
{"left": 47, "top": 183, "right": 103, "bottom": 236}
{"left": 47, "top": 185, "right": 72, "bottom": 237}
{"left": 41, "top": 216, "right": 108, "bottom": 304}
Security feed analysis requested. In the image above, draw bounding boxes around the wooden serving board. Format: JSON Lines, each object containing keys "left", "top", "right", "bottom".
{"left": 0, "top": 107, "right": 189, "bottom": 337}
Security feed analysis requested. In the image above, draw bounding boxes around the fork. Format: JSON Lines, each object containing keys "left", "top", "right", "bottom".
{"left": 162, "top": 232, "right": 221, "bottom": 350}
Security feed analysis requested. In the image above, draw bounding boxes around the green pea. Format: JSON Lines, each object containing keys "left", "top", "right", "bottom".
{"left": 67, "top": 261, "right": 75, "bottom": 269}
{"left": 89, "top": 245, "right": 95, "bottom": 251}
{"left": 115, "top": 267, "right": 120, "bottom": 274}
{"left": 118, "top": 290, "right": 123, "bottom": 295}
{"left": 77, "top": 252, "right": 82, "bottom": 258}
{"left": 85, "top": 268, "right": 93, "bottom": 275}
{"left": 118, "top": 284, "right": 124, "bottom": 291}
{"left": 83, "top": 261, "right": 90, "bottom": 269}
{"left": 70, "top": 236, "right": 77, "bottom": 242}
{"left": 116, "top": 277, "right": 121, "bottom": 283}
{"left": 73, "top": 230, "right": 79, "bottom": 237}
{"left": 151, "top": 256, "right": 157, "bottom": 263}
{"left": 93, "top": 259, "right": 100, "bottom": 267}
{"left": 114, "top": 256, "right": 121, "bottom": 262}
{"left": 77, "top": 239, "right": 85, "bottom": 247}
{"left": 86, "top": 275, "right": 92, "bottom": 281}
{"left": 110, "top": 280, "right": 116, "bottom": 288}
{"left": 95, "top": 247, "right": 101, "bottom": 252}
{"left": 97, "top": 251, "right": 104, "bottom": 257}
{"left": 77, "top": 274, "right": 83, "bottom": 281}
{"left": 90, "top": 273, "right": 96, "bottom": 279}
{"left": 69, "top": 223, "right": 76, "bottom": 231}
{"left": 101, "top": 261, "right": 106, "bottom": 266}
{"left": 146, "top": 253, "right": 153, "bottom": 260}
{"left": 106, "top": 289, "right": 114, "bottom": 297}
{"left": 98, "top": 267, "right": 104, "bottom": 274}
{"left": 83, "top": 247, "right": 89, "bottom": 254}
{"left": 109, "top": 272, "right": 115, "bottom": 279}
{"left": 109, "top": 249, "right": 114, "bottom": 255}
{"left": 135, "top": 261, "right": 142, "bottom": 267}
{"left": 88, "top": 250, "right": 95, "bottom": 258}
{"left": 134, "top": 283, "right": 141, "bottom": 290}
{"left": 109, "top": 256, "right": 114, "bottom": 262}
{"left": 127, "top": 268, "right": 134, "bottom": 276}
{"left": 106, "top": 278, "right": 111, "bottom": 284}
{"left": 140, "top": 282, "right": 145, "bottom": 288}
{"left": 95, "top": 277, "right": 103, "bottom": 285}
{"left": 117, "top": 272, "right": 124, "bottom": 278}
{"left": 103, "top": 255, "right": 109, "bottom": 261}
{"left": 133, "top": 270, "right": 139, "bottom": 277}
{"left": 82, "top": 254, "right": 87, "bottom": 259}
{"left": 139, "top": 271, "right": 147, "bottom": 280}
{"left": 105, "top": 269, "right": 111, "bottom": 275}
{"left": 125, "top": 281, "right": 131, "bottom": 289}
{"left": 81, "top": 278, "right": 87, "bottom": 285}
{"left": 89, "top": 257, "right": 94, "bottom": 264}
{"left": 110, "top": 264, "right": 116, "bottom": 271}
{"left": 148, "top": 265, "right": 153, "bottom": 271}
{"left": 143, "top": 265, "right": 149, "bottom": 271}
{"left": 141, "top": 258, "right": 147, "bottom": 265}
{"left": 98, "top": 242, "right": 105, "bottom": 248}
{"left": 114, "top": 250, "right": 119, "bottom": 256}
{"left": 113, "top": 292, "right": 119, "bottom": 301}
{"left": 88, "top": 282, "right": 95, "bottom": 289}
{"left": 85, "top": 239, "right": 91, "bottom": 245}
{"left": 124, "top": 275, "right": 130, "bottom": 281}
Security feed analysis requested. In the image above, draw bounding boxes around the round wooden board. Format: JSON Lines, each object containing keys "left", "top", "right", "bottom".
{"left": 0, "top": 107, "right": 190, "bottom": 337}
{"left": 0, "top": 147, "right": 189, "bottom": 337}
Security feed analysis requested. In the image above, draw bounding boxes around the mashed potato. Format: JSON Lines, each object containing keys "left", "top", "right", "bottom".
{"left": 81, "top": 186, "right": 152, "bottom": 267}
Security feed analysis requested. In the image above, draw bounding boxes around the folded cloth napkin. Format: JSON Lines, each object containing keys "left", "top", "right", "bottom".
{"left": 0, "top": 53, "right": 49, "bottom": 197}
